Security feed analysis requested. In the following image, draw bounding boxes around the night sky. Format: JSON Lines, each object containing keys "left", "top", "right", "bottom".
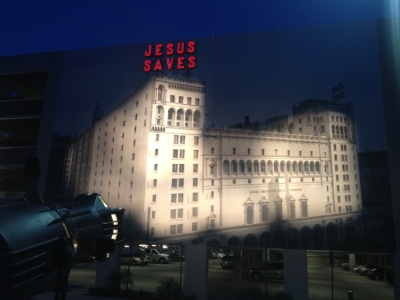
{"left": 1, "top": 1, "right": 395, "bottom": 152}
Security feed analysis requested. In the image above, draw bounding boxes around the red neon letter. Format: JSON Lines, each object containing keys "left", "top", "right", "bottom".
{"left": 188, "top": 56, "right": 196, "bottom": 69}
{"left": 144, "top": 60, "right": 151, "bottom": 71}
{"left": 144, "top": 45, "right": 152, "bottom": 56}
{"left": 154, "top": 59, "right": 162, "bottom": 71}
{"left": 177, "top": 42, "right": 184, "bottom": 54}
{"left": 188, "top": 41, "right": 195, "bottom": 53}
{"left": 155, "top": 44, "right": 163, "bottom": 56}
{"left": 166, "top": 58, "right": 174, "bottom": 70}
{"left": 166, "top": 43, "right": 174, "bottom": 55}
{"left": 177, "top": 57, "right": 185, "bottom": 69}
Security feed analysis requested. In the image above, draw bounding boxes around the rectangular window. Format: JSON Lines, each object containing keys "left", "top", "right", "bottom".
{"left": 337, "top": 185, "right": 340, "bottom": 192}
{"left": 193, "top": 150, "right": 198, "bottom": 158}
{"left": 170, "top": 225, "right": 176, "bottom": 234}
{"left": 179, "top": 96, "right": 183, "bottom": 103}
{"left": 178, "top": 208, "right": 183, "bottom": 219}
{"left": 172, "top": 164, "right": 178, "bottom": 173}
{"left": 170, "top": 209, "right": 176, "bottom": 219}
{"left": 310, "top": 151, "right": 313, "bottom": 157}
{"left": 151, "top": 211, "right": 156, "bottom": 219}
{"left": 211, "top": 191, "right": 214, "bottom": 198}
{"left": 180, "top": 136, "right": 185, "bottom": 144}
{"left": 262, "top": 149, "right": 265, "bottom": 155}
{"left": 287, "top": 150, "right": 290, "bottom": 156}
{"left": 171, "top": 194, "right": 177, "bottom": 203}
{"left": 334, "top": 154, "right": 337, "bottom": 161}
{"left": 173, "top": 149, "right": 178, "bottom": 158}
{"left": 150, "top": 227, "right": 155, "bottom": 235}
{"left": 153, "top": 179, "right": 157, "bottom": 187}
{"left": 192, "top": 207, "right": 198, "bottom": 217}
{"left": 192, "top": 222, "right": 197, "bottom": 231}
{"left": 177, "top": 224, "right": 183, "bottom": 233}
{"left": 233, "top": 148, "right": 236, "bottom": 154}
{"left": 174, "top": 135, "right": 179, "bottom": 144}
{"left": 210, "top": 219, "right": 215, "bottom": 227}
{"left": 154, "top": 164, "right": 158, "bottom": 171}
{"left": 170, "top": 95, "right": 175, "bottom": 102}
{"left": 179, "top": 150, "right": 185, "bottom": 158}
{"left": 178, "top": 193, "right": 184, "bottom": 203}
{"left": 178, "top": 179, "right": 184, "bottom": 188}
{"left": 193, "top": 178, "right": 198, "bottom": 187}
{"left": 187, "top": 97, "right": 192, "bottom": 105}
{"left": 247, "top": 148, "right": 251, "bottom": 155}
{"left": 195, "top": 98, "right": 200, "bottom": 105}
{"left": 172, "top": 179, "right": 177, "bottom": 188}
{"left": 211, "top": 147, "right": 215, "bottom": 154}
{"left": 193, "top": 192, "right": 198, "bottom": 201}
{"left": 193, "top": 164, "right": 198, "bottom": 173}
{"left": 299, "top": 150, "right": 302, "bottom": 156}
{"left": 211, "top": 179, "right": 214, "bottom": 186}
{"left": 211, "top": 205, "right": 214, "bottom": 212}
{"left": 194, "top": 136, "right": 199, "bottom": 145}
{"left": 179, "top": 164, "right": 185, "bottom": 173}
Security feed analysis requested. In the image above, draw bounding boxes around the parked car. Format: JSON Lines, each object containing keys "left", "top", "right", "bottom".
{"left": 222, "top": 260, "right": 234, "bottom": 270}
{"left": 220, "top": 255, "right": 234, "bottom": 267}
{"left": 353, "top": 264, "right": 365, "bottom": 273}
{"left": 249, "top": 261, "right": 284, "bottom": 281}
{"left": 359, "top": 264, "right": 381, "bottom": 275}
{"left": 145, "top": 248, "right": 170, "bottom": 264}
{"left": 209, "top": 252, "right": 219, "bottom": 259}
{"left": 121, "top": 252, "right": 149, "bottom": 266}
{"left": 367, "top": 268, "right": 386, "bottom": 280}
{"left": 169, "top": 253, "right": 185, "bottom": 262}
{"left": 341, "top": 262, "right": 350, "bottom": 270}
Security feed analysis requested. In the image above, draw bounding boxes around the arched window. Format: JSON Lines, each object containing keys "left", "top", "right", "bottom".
{"left": 267, "top": 161, "right": 273, "bottom": 174}
{"left": 304, "top": 161, "right": 309, "bottom": 172}
{"left": 168, "top": 108, "right": 175, "bottom": 126}
{"left": 176, "top": 109, "right": 184, "bottom": 126}
{"left": 286, "top": 161, "right": 291, "bottom": 172}
{"left": 301, "top": 201, "right": 308, "bottom": 217}
{"left": 254, "top": 161, "right": 259, "bottom": 173}
{"left": 316, "top": 161, "right": 320, "bottom": 172}
{"left": 261, "top": 204, "right": 268, "bottom": 222}
{"left": 290, "top": 202, "right": 296, "bottom": 219}
{"left": 193, "top": 111, "right": 201, "bottom": 128}
{"left": 247, "top": 160, "right": 252, "bottom": 173}
{"left": 223, "top": 160, "right": 230, "bottom": 175}
{"left": 260, "top": 161, "right": 266, "bottom": 173}
{"left": 299, "top": 161, "right": 304, "bottom": 172}
{"left": 157, "top": 85, "right": 165, "bottom": 101}
{"left": 185, "top": 110, "right": 193, "bottom": 127}
{"left": 276, "top": 201, "right": 283, "bottom": 221}
{"left": 156, "top": 105, "right": 164, "bottom": 125}
{"left": 310, "top": 161, "right": 315, "bottom": 172}
{"left": 246, "top": 206, "right": 254, "bottom": 224}
{"left": 293, "top": 161, "right": 297, "bottom": 172}
{"left": 232, "top": 160, "right": 238, "bottom": 173}
{"left": 274, "top": 161, "right": 279, "bottom": 173}
{"left": 280, "top": 161, "right": 285, "bottom": 172}
{"left": 240, "top": 161, "right": 245, "bottom": 173}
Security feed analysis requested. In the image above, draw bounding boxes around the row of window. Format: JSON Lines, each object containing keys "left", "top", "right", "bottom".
{"left": 171, "top": 164, "right": 198, "bottom": 173}
{"left": 172, "top": 149, "right": 199, "bottom": 159}
{"left": 219, "top": 160, "right": 326, "bottom": 175}
{"left": 227, "top": 148, "right": 320, "bottom": 157}
{"left": 298, "top": 116, "right": 324, "bottom": 124}
{"left": 149, "top": 219, "right": 215, "bottom": 236}
{"left": 170, "top": 95, "right": 200, "bottom": 106}
{"left": 245, "top": 201, "right": 308, "bottom": 225}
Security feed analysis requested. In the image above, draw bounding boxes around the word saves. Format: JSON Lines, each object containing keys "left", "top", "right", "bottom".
{"left": 143, "top": 41, "right": 195, "bottom": 72}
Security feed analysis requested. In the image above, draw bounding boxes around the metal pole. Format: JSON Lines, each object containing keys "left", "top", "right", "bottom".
{"left": 348, "top": 289, "right": 353, "bottom": 300}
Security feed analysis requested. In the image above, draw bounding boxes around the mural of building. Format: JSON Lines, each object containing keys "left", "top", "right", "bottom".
{"left": 66, "top": 73, "right": 363, "bottom": 250}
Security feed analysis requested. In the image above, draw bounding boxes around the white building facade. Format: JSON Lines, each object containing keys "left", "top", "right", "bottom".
{"left": 86, "top": 74, "right": 362, "bottom": 250}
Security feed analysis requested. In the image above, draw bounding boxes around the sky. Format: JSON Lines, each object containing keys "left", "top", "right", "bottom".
{"left": 0, "top": 1, "right": 395, "bottom": 152}
{"left": 53, "top": 19, "right": 385, "bottom": 152}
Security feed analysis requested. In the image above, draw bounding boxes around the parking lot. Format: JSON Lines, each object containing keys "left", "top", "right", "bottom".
{"left": 64, "top": 254, "right": 394, "bottom": 300}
